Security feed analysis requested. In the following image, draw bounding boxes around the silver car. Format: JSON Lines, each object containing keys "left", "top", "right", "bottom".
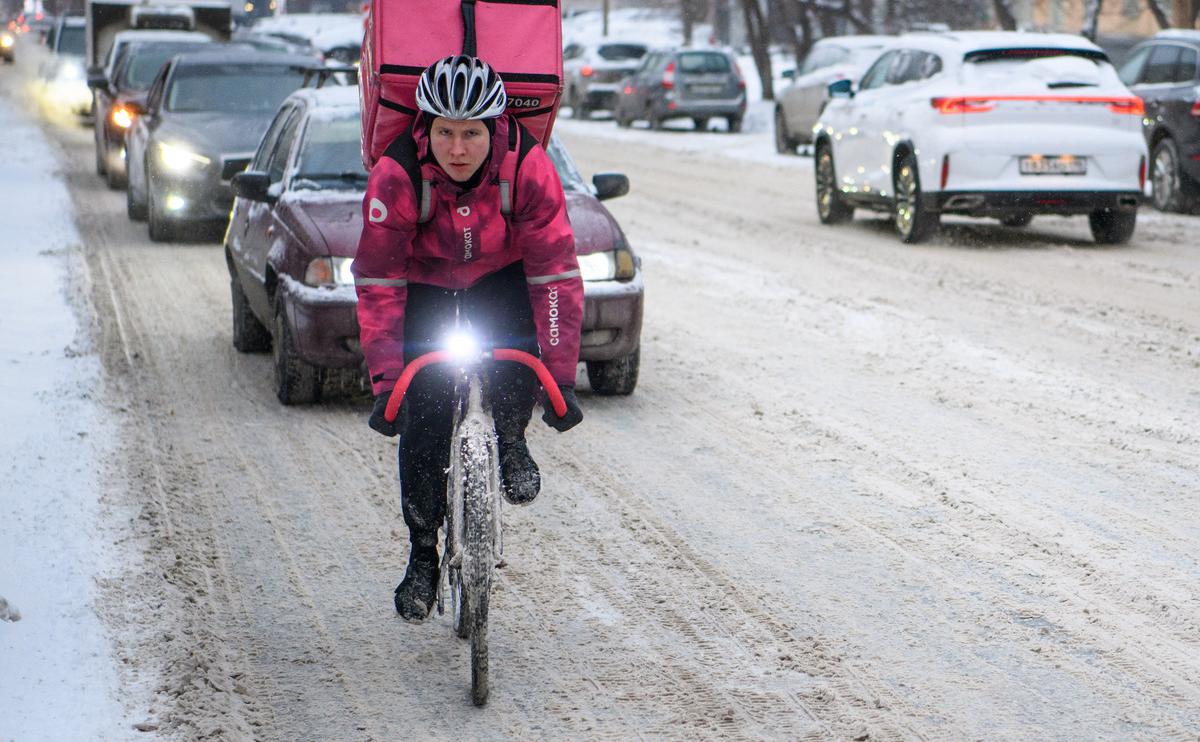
{"left": 563, "top": 39, "right": 648, "bottom": 119}
{"left": 774, "top": 35, "right": 890, "bottom": 153}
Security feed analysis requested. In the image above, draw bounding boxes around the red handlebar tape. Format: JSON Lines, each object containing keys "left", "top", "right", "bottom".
{"left": 384, "top": 349, "right": 568, "bottom": 423}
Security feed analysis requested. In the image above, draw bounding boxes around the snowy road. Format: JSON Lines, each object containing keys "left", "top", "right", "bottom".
{"left": 4, "top": 71, "right": 1200, "bottom": 739}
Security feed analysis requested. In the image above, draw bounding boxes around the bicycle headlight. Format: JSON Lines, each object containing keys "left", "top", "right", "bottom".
{"left": 158, "top": 141, "right": 211, "bottom": 173}
{"left": 577, "top": 248, "right": 636, "bottom": 282}
{"left": 446, "top": 332, "right": 481, "bottom": 362}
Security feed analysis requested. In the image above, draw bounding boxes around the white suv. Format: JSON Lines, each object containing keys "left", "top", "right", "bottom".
{"left": 813, "top": 32, "right": 1147, "bottom": 244}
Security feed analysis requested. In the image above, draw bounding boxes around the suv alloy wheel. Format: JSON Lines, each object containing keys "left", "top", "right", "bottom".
{"left": 814, "top": 144, "right": 853, "bottom": 224}
{"left": 1151, "top": 138, "right": 1188, "bottom": 213}
{"left": 893, "top": 152, "right": 939, "bottom": 243}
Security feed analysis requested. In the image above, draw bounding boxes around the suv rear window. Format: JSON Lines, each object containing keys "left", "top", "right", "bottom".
{"left": 597, "top": 43, "right": 646, "bottom": 62}
{"left": 964, "top": 47, "right": 1108, "bottom": 64}
{"left": 678, "top": 52, "right": 730, "bottom": 74}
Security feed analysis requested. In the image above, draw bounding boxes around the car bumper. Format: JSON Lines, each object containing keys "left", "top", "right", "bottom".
{"left": 580, "top": 272, "right": 643, "bottom": 362}
{"left": 279, "top": 276, "right": 362, "bottom": 369}
{"left": 928, "top": 190, "right": 1142, "bottom": 216}
{"left": 153, "top": 174, "right": 235, "bottom": 222}
{"left": 1, "top": 49, "right": 13, "bottom": 62}
{"left": 276, "top": 270, "right": 646, "bottom": 369}
{"left": 661, "top": 96, "right": 745, "bottom": 119}
{"left": 584, "top": 88, "right": 620, "bottom": 110}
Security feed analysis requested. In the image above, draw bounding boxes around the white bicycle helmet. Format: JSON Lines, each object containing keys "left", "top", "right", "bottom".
{"left": 415, "top": 55, "right": 507, "bottom": 121}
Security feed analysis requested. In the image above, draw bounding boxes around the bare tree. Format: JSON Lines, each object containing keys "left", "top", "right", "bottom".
{"left": 1144, "top": 0, "right": 1171, "bottom": 26}
{"left": 740, "top": 0, "right": 775, "bottom": 100}
{"left": 1081, "top": 0, "right": 1102, "bottom": 40}
{"left": 991, "top": 0, "right": 1017, "bottom": 29}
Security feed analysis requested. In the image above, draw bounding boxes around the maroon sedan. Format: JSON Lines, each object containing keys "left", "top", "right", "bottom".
{"left": 226, "top": 86, "right": 644, "bottom": 404}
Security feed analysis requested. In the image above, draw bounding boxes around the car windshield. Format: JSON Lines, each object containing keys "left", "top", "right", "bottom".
{"left": 166, "top": 64, "right": 306, "bottom": 113}
{"left": 292, "top": 111, "right": 368, "bottom": 190}
{"left": 678, "top": 52, "right": 730, "bottom": 73}
{"left": 57, "top": 24, "right": 84, "bottom": 55}
{"left": 546, "top": 136, "right": 588, "bottom": 193}
{"left": 120, "top": 46, "right": 199, "bottom": 90}
{"left": 597, "top": 43, "right": 646, "bottom": 61}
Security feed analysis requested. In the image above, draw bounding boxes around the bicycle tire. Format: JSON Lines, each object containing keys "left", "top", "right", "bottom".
{"left": 462, "top": 434, "right": 494, "bottom": 706}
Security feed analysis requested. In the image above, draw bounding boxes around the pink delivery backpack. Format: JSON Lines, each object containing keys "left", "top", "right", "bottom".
{"left": 359, "top": 0, "right": 564, "bottom": 170}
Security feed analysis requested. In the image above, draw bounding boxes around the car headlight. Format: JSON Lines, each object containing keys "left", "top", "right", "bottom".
{"left": 1, "top": 34, "right": 14, "bottom": 48}
{"left": 158, "top": 142, "right": 211, "bottom": 173}
{"left": 56, "top": 60, "right": 84, "bottom": 81}
{"left": 304, "top": 257, "right": 354, "bottom": 287}
{"left": 577, "top": 248, "right": 636, "bottom": 282}
{"left": 111, "top": 105, "right": 133, "bottom": 129}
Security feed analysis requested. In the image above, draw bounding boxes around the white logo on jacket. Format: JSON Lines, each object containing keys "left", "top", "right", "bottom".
{"left": 457, "top": 206, "right": 471, "bottom": 217}
{"left": 548, "top": 288, "right": 560, "bottom": 346}
{"left": 368, "top": 198, "right": 388, "bottom": 223}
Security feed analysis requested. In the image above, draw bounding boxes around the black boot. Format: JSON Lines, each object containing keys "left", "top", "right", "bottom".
{"left": 394, "top": 542, "right": 439, "bottom": 622}
{"left": 499, "top": 439, "right": 541, "bottom": 505}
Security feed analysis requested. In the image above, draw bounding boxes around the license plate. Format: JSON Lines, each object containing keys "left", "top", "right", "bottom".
{"left": 690, "top": 84, "right": 724, "bottom": 95}
{"left": 1019, "top": 155, "right": 1087, "bottom": 175}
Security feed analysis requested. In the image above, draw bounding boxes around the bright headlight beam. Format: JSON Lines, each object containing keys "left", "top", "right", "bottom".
{"left": 158, "top": 142, "right": 211, "bottom": 173}
{"left": 445, "top": 332, "right": 481, "bottom": 362}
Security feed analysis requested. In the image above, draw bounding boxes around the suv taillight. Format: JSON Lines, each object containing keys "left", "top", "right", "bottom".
{"left": 734, "top": 59, "right": 746, "bottom": 90}
{"left": 580, "top": 65, "right": 593, "bottom": 78}
{"left": 661, "top": 61, "right": 675, "bottom": 90}
{"left": 1191, "top": 100, "right": 1200, "bottom": 117}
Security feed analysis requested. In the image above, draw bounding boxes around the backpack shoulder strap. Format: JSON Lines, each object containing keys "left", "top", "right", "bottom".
{"left": 381, "top": 127, "right": 433, "bottom": 223}
{"left": 498, "top": 121, "right": 538, "bottom": 217}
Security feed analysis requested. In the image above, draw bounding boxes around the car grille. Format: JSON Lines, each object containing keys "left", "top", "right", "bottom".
{"left": 221, "top": 155, "right": 252, "bottom": 181}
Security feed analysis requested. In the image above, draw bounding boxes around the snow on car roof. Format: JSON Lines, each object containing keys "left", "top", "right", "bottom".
{"left": 902, "top": 30, "right": 1104, "bottom": 54}
{"left": 814, "top": 34, "right": 893, "bottom": 49}
{"left": 289, "top": 84, "right": 359, "bottom": 109}
{"left": 112, "top": 29, "right": 211, "bottom": 43}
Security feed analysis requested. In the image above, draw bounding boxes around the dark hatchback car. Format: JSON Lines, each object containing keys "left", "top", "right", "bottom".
{"left": 124, "top": 48, "right": 317, "bottom": 240}
{"left": 1118, "top": 30, "right": 1200, "bottom": 212}
{"left": 613, "top": 47, "right": 746, "bottom": 132}
{"left": 88, "top": 38, "right": 214, "bottom": 188}
{"left": 225, "top": 87, "right": 644, "bottom": 404}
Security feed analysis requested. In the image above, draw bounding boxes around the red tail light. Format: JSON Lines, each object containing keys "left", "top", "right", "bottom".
{"left": 734, "top": 60, "right": 746, "bottom": 90}
{"left": 623, "top": 85, "right": 633, "bottom": 95}
{"left": 661, "top": 61, "right": 675, "bottom": 90}
{"left": 932, "top": 97, "right": 994, "bottom": 114}
{"left": 1139, "top": 155, "right": 1146, "bottom": 190}
{"left": 580, "top": 65, "right": 593, "bottom": 78}
{"left": 1190, "top": 100, "right": 1200, "bottom": 117}
{"left": 932, "top": 95, "right": 1144, "bottom": 115}
{"left": 1106, "top": 97, "right": 1144, "bottom": 115}
{"left": 940, "top": 155, "right": 950, "bottom": 190}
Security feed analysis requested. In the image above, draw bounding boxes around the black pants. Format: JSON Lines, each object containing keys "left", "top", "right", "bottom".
{"left": 398, "top": 261, "right": 539, "bottom": 546}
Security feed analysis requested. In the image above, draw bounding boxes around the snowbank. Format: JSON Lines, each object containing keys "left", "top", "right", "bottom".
{"left": 0, "top": 98, "right": 137, "bottom": 740}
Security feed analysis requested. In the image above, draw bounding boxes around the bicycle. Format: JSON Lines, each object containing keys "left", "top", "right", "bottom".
{"left": 383, "top": 331, "right": 567, "bottom": 706}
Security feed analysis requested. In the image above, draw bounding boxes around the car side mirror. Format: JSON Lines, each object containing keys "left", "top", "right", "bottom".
{"left": 592, "top": 172, "right": 629, "bottom": 201}
{"left": 86, "top": 67, "right": 109, "bottom": 90}
{"left": 828, "top": 79, "right": 854, "bottom": 98}
{"left": 232, "top": 171, "right": 274, "bottom": 204}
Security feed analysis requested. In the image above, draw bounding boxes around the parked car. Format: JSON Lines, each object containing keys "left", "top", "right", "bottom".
{"left": 226, "top": 87, "right": 644, "bottom": 403}
{"left": 88, "top": 35, "right": 214, "bottom": 187}
{"left": 613, "top": 47, "right": 746, "bottom": 132}
{"left": 124, "top": 48, "right": 317, "bottom": 241}
{"left": 774, "top": 35, "right": 890, "bottom": 153}
{"left": 1117, "top": 30, "right": 1200, "bottom": 213}
{"left": 563, "top": 39, "right": 648, "bottom": 118}
{"left": 813, "top": 31, "right": 1147, "bottom": 244}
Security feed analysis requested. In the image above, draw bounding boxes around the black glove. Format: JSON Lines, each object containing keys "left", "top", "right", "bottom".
{"left": 541, "top": 384, "right": 583, "bottom": 432}
{"left": 369, "top": 391, "right": 408, "bottom": 437}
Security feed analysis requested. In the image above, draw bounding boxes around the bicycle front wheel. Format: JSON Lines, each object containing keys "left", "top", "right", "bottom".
{"left": 462, "top": 437, "right": 494, "bottom": 706}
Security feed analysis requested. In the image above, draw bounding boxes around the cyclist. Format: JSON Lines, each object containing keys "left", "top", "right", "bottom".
{"left": 353, "top": 55, "right": 585, "bottom": 622}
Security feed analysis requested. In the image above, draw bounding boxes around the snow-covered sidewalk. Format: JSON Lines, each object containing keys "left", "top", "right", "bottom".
{"left": 0, "top": 98, "right": 137, "bottom": 740}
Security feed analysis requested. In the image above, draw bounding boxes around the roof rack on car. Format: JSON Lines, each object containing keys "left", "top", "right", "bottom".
{"left": 300, "top": 65, "right": 358, "bottom": 89}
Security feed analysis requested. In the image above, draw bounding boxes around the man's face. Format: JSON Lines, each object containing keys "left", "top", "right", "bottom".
{"left": 429, "top": 117, "right": 491, "bottom": 183}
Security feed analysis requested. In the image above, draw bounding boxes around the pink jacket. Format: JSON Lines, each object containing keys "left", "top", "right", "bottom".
{"left": 352, "top": 115, "right": 583, "bottom": 395}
